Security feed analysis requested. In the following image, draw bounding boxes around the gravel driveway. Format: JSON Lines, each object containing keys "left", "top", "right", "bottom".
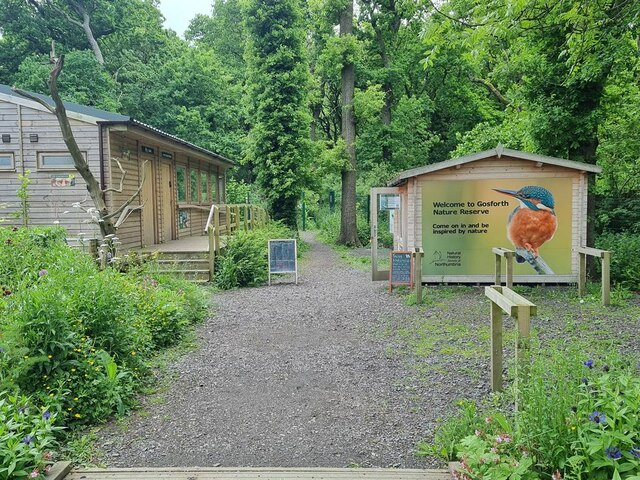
{"left": 95, "top": 233, "right": 461, "bottom": 469}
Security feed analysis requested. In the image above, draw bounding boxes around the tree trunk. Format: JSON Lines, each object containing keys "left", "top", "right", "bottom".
{"left": 337, "top": 0, "right": 360, "bottom": 247}
{"left": 48, "top": 56, "right": 114, "bottom": 236}
{"left": 80, "top": 10, "right": 104, "bottom": 65}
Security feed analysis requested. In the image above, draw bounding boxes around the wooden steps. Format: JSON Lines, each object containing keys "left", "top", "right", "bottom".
{"left": 50, "top": 463, "right": 451, "bottom": 480}
{"left": 152, "top": 251, "right": 210, "bottom": 283}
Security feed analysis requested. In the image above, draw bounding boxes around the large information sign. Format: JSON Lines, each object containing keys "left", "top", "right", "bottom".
{"left": 268, "top": 239, "right": 298, "bottom": 285}
{"left": 389, "top": 251, "right": 413, "bottom": 292}
{"left": 421, "top": 178, "right": 573, "bottom": 277}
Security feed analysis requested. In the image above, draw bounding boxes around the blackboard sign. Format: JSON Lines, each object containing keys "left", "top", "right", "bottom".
{"left": 268, "top": 239, "right": 298, "bottom": 285}
{"left": 389, "top": 251, "right": 413, "bottom": 292}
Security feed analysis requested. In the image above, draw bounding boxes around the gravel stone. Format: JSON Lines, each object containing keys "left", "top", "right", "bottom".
{"left": 95, "top": 233, "right": 454, "bottom": 469}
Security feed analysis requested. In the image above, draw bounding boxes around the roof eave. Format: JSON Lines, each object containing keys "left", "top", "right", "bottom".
{"left": 98, "top": 120, "right": 237, "bottom": 167}
{"left": 387, "top": 147, "right": 601, "bottom": 186}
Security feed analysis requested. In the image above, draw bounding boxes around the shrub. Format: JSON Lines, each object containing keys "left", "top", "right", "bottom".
{"left": 0, "top": 391, "right": 61, "bottom": 480}
{"left": 214, "top": 223, "right": 296, "bottom": 289}
{"left": 429, "top": 347, "right": 640, "bottom": 480}
{"left": 595, "top": 232, "right": 640, "bottom": 290}
{"left": 0, "top": 225, "right": 209, "bottom": 430}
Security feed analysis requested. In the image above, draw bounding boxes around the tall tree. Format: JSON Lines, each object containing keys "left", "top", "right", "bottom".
{"left": 243, "top": 0, "right": 311, "bottom": 229}
{"left": 337, "top": 0, "right": 360, "bottom": 246}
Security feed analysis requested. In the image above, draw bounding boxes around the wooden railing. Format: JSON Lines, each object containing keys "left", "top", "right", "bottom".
{"left": 205, "top": 203, "right": 268, "bottom": 279}
{"left": 493, "top": 247, "right": 515, "bottom": 288}
{"left": 578, "top": 246, "right": 611, "bottom": 306}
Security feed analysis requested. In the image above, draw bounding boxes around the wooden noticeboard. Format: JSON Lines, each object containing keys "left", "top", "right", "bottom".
{"left": 389, "top": 250, "right": 413, "bottom": 292}
{"left": 268, "top": 239, "right": 298, "bottom": 285}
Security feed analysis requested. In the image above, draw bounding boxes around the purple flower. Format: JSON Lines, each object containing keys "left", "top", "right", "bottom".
{"left": 605, "top": 446, "right": 622, "bottom": 460}
{"left": 42, "top": 410, "right": 51, "bottom": 420}
{"left": 583, "top": 359, "right": 594, "bottom": 368}
{"left": 631, "top": 447, "right": 640, "bottom": 459}
{"left": 589, "top": 411, "right": 606, "bottom": 424}
{"left": 18, "top": 405, "right": 28, "bottom": 414}
{"left": 38, "top": 269, "right": 48, "bottom": 277}
{"left": 22, "top": 435, "right": 34, "bottom": 445}
{"left": 2, "top": 288, "right": 11, "bottom": 296}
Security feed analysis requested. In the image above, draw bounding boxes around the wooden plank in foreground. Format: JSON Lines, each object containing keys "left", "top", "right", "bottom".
{"left": 63, "top": 466, "right": 451, "bottom": 480}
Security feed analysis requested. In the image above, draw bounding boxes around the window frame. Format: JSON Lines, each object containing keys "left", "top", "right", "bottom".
{"left": 176, "top": 165, "right": 187, "bottom": 203}
{"left": 0, "top": 152, "right": 15, "bottom": 170}
{"left": 200, "top": 171, "right": 208, "bottom": 205}
{"left": 189, "top": 168, "right": 199, "bottom": 204}
{"left": 38, "top": 151, "right": 85, "bottom": 171}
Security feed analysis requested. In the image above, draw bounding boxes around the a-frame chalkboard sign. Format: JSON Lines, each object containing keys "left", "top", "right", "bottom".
{"left": 268, "top": 239, "right": 298, "bottom": 285}
{"left": 389, "top": 250, "right": 413, "bottom": 292}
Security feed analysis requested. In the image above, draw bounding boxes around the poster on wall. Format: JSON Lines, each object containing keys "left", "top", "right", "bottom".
{"left": 421, "top": 177, "right": 573, "bottom": 276}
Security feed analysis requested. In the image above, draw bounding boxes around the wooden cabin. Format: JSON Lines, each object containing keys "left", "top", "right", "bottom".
{"left": 0, "top": 84, "right": 234, "bottom": 249}
{"left": 371, "top": 146, "right": 602, "bottom": 284}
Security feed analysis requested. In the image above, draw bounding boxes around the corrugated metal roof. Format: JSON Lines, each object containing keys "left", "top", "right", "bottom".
{"left": 0, "top": 84, "right": 235, "bottom": 165}
{"left": 387, "top": 145, "right": 602, "bottom": 186}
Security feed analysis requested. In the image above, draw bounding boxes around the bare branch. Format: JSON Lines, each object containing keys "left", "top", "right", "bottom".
{"left": 11, "top": 88, "right": 55, "bottom": 113}
{"left": 103, "top": 157, "right": 127, "bottom": 194}
{"left": 103, "top": 160, "right": 148, "bottom": 220}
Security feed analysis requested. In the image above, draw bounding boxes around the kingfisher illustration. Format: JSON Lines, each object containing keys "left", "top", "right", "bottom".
{"left": 493, "top": 186, "right": 557, "bottom": 265}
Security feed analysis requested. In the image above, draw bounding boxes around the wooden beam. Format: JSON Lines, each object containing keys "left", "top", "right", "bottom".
{"left": 578, "top": 246, "right": 606, "bottom": 258}
{"left": 484, "top": 286, "right": 518, "bottom": 316}
{"left": 491, "top": 300, "right": 503, "bottom": 392}
{"left": 601, "top": 250, "right": 611, "bottom": 306}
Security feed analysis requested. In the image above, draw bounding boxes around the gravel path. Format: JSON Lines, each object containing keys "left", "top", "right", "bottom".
{"left": 95, "top": 232, "right": 459, "bottom": 469}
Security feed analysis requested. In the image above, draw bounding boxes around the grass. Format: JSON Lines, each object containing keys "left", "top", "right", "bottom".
{"left": 378, "top": 284, "right": 640, "bottom": 387}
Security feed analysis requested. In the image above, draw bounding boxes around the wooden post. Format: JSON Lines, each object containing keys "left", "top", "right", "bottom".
{"left": 236, "top": 205, "right": 241, "bottom": 231}
{"left": 491, "top": 297, "right": 503, "bottom": 392}
{"left": 414, "top": 248, "right": 423, "bottom": 304}
{"left": 207, "top": 226, "right": 215, "bottom": 280}
{"left": 250, "top": 206, "right": 255, "bottom": 230}
{"left": 578, "top": 251, "right": 586, "bottom": 297}
{"left": 601, "top": 251, "right": 610, "bottom": 306}
{"left": 515, "top": 304, "right": 531, "bottom": 374}
{"left": 213, "top": 206, "right": 221, "bottom": 255}
{"left": 505, "top": 252, "right": 513, "bottom": 289}
{"left": 244, "top": 204, "right": 249, "bottom": 231}
{"left": 494, "top": 253, "right": 502, "bottom": 286}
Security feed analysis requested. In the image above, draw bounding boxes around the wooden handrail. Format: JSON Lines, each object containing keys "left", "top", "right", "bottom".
{"left": 485, "top": 286, "right": 536, "bottom": 396}
{"left": 578, "top": 246, "right": 611, "bottom": 306}
{"left": 492, "top": 247, "right": 515, "bottom": 288}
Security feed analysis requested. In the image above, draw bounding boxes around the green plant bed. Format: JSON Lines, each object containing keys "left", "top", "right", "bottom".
{"left": 0, "top": 226, "right": 209, "bottom": 478}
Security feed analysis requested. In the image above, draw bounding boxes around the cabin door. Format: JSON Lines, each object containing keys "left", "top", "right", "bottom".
{"left": 141, "top": 160, "right": 156, "bottom": 246}
{"left": 160, "top": 162, "right": 174, "bottom": 242}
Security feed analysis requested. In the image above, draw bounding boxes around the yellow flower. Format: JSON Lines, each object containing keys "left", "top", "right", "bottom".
{"left": 71, "top": 368, "right": 76, "bottom": 372}
{"left": 67, "top": 408, "right": 72, "bottom": 411}
{"left": 48, "top": 355, "right": 52, "bottom": 359}
{"left": 131, "top": 351, "right": 136, "bottom": 356}
{"left": 73, "top": 397, "right": 79, "bottom": 401}
{"left": 74, "top": 413, "right": 81, "bottom": 418}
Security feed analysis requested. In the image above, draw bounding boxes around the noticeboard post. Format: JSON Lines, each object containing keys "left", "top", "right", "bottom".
{"left": 268, "top": 239, "right": 298, "bottom": 285}
{"left": 389, "top": 250, "right": 413, "bottom": 292}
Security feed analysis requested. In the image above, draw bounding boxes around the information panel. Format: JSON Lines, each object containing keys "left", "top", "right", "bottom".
{"left": 421, "top": 177, "right": 573, "bottom": 277}
{"left": 268, "top": 239, "right": 298, "bottom": 285}
{"left": 389, "top": 251, "right": 413, "bottom": 292}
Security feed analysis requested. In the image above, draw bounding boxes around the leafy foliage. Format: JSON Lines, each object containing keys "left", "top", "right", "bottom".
{"left": 214, "top": 222, "right": 297, "bottom": 290}
{"left": 242, "top": 0, "right": 312, "bottom": 229}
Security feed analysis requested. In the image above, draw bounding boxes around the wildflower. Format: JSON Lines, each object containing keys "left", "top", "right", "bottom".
{"left": 603, "top": 364, "right": 610, "bottom": 372}
{"left": 45, "top": 464, "right": 52, "bottom": 473}
{"left": 42, "top": 410, "right": 51, "bottom": 420}
{"left": 18, "top": 405, "right": 28, "bottom": 413}
{"left": 38, "top": 269, "right": 48, "bottom": 277}
{"left": 630, "top": 447, "right": 640, "bottom": 459}
{"left": 583, "top": 359, "right": 594, "bottom": 368}
{"left": 475, "top": 429, "right": 483, "bottom": 436}
{"left": 29, "top": 468, "right": 39, "bottom": 478}
{"left": 581, "top": 378, "right": 589, "bottom": 385}
{"left": 74, "top": 413, "right": 81, "bottom": 418}
{"left": 47, "top": 355, "right": 52, "bottom": 359}
{"left": 22, "top": 435, "right": 34, "bottom": 445}
{"left": 2, "top": 288, "right": 11, "bottom": 296}
{"left": 552, "top": 471, "right": 562, "bottom": 480}
{"left": 495, "top": 434, "right": 512, "bottom": 444}
{"left": 589, "top": 411, "right": 606, "bottom": 424}
{"left": 485, "top": 416, "right": 493, "bottom": 424}
{"left": 605, "top": 446, "right": 622, "bottom": 460}
{"left": 43, "top": 452, "right": 53, "bottom": 461}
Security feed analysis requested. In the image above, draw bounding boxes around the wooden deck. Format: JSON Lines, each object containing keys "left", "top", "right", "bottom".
{"left": 52, "top": 464, "right": 451, "bottom": 480}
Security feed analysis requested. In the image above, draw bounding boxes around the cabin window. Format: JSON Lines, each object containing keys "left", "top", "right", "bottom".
{"left": 0, "top": 153, "right": 14, "bottom": 170}
{"left": 38, "top": 152, "right": 82, "bottom": 170}
{"left": 200, "top": 172, "right": 208, "bottom": 204}
{"left": 190, "top": 168, "right": 198, "bottom": 203}
{"left": 210, "top": 173, "right": 217, "bottom": 202}
{"left": 176, "top": 166, "right": 186, "bottom": 203}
